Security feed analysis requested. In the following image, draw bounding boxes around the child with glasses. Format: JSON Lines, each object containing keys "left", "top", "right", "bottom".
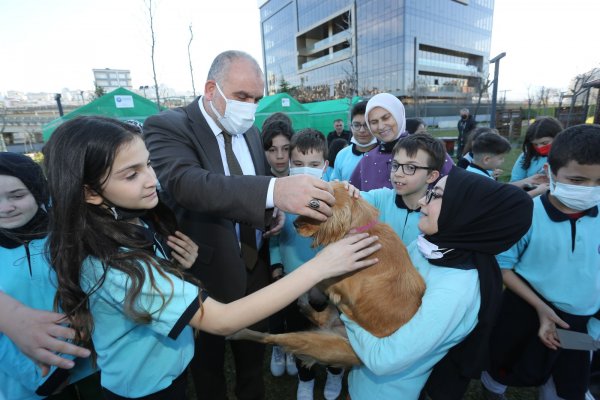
{"left": 359, "top": 133, "right": 445, "bottom": 245}
{"left": 343, "top": 166, "right": 533, "bottom": 400}
{"left": 330, "top": 101, "right": 378, "bottom": 182}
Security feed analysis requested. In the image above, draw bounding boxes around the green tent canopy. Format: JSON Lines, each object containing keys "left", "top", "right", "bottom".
{"left": 253, "top": 93, "right": 309, "bottom": 131}
{"left": 42, "top": 87, "right": 163, "bottom": 141}
{"left": 303, "top": 96, "right": 361, "bottom": 135}
{"left": 253, "top": 93, "right": 362, "bottom": 136}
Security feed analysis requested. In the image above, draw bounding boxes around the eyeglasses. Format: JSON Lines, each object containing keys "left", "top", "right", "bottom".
{"left": 351, "top": 122, "right": 369, "bottom": 131}
{"left": 389, "top": 161, "right": 433, "bottom": 175}
{"left": 424, "top": 188, "right": 443, "bottom": 204}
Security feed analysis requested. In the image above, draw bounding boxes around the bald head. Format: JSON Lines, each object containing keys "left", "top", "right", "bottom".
{"left": 207, "top": 50, "right": 263, "bottom": 84}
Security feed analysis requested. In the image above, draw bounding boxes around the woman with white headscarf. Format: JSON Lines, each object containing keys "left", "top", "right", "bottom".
{"left": 349, "top": 93, "right": 454, "bottom": 190}
{"left": 348, "top": 93, "right": 406, "bottom": 191}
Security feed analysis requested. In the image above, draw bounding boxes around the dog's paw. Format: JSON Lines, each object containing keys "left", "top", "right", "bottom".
{"left": 329, "top": 292, "right": 342, "bottom": 305}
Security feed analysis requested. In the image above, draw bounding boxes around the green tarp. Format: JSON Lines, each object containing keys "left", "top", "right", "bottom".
{"left": 303, "top": 96, "right": 361, "bottom": 135}
{"left": 254, "top": 93, "right": 309, "bottom": 130}
{"left": 42, "top": 87, "right": 162, "bottom": 141}
{"left": 253, "top": 93, "right": 362, "bottom": 135}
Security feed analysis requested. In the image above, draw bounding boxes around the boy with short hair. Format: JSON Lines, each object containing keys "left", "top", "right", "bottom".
{"left": 466, "top": 132, "right": 511, "bottom": 179}
{"left": 330, "top": 101, "right": 377, "bottom": 181}
{"left": 269, "top": 128, "right": 344, "bottom": 400}
{"left": 361, "top": 133, "right": 446, "bottom": 245}
{"left": 289, "top": 128, "right": 330, "bottom": 180}
{"left": 481, "top": 124, "right": 600, "bottom": 400}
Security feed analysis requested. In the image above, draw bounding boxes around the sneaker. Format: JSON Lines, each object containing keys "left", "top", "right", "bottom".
{"left": 297, "top": 379, "right": 315, "bottom": 400}
{"left": 270, "top": 346, "right": 285, "bottom": 377}
{"left": 324, "top": 369, "right": 344, "bottom": 400}
{"left": 585, "top": 390, "right": 596, "bottom": 400}
{"left": 481, "top": 383, "right": 507, "bottom": 400}
{"left": 286, "top": 352, "right": 298, "bottom": 376}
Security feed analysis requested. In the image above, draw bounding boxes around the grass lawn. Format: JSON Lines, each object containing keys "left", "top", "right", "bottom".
{"left": 185, "top": 343, "right": 539, "bottom": 399}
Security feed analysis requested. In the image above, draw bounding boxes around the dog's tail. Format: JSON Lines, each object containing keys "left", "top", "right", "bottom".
{"left": 227, "top": 328, "right": 269, "bottom": 343}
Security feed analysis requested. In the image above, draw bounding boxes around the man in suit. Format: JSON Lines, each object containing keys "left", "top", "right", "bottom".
{"left": 144, "top": 50, "right": 335, "bottom": 400}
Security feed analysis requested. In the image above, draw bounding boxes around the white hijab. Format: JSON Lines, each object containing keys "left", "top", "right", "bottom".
{"left": 365, "top": 93, "right": 406, "bottom": 141}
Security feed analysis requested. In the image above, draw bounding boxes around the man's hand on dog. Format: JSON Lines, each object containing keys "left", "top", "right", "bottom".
{"left": 274, "top": 175, "right": 335, "bottom": 221}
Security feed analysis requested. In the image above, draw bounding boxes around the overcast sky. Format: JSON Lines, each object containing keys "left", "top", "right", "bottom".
{"left": 0, "top": 0, "right": 598, "bottom": 100}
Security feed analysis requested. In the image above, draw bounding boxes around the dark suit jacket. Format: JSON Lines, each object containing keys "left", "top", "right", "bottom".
{"left": 144, "top": 98, "right": 272, "bottom": 303}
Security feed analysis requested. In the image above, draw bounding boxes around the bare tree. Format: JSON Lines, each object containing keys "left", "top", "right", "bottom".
{"left": 566, "top": 67, "right": 599, "bottom": 126}
{"left": 472, "top": 74, "right": 492, "bottom": 120}
{"left": 525, "top": 85, "right": 535, "bottom": 122}
{"left": 146, "top": 0, "right": 161, "bottom": 111}
{"left": 188, "top": 23, "right": 196, "bottom": 97}
{"left": 407, "top": 77, "right": 428, "bottom": 118}
{"left": 536, "top": 86, "right": 551, "bottom": 115}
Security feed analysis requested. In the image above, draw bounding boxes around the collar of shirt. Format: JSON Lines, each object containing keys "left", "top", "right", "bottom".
{"left": 394, "top": 194, "right": 420, "bottom": 212}
{"left": 197, "top": 96, "right": 256, "bottom": 179}
{"left": 469, "top": 162, "right": 492, "bottom": 177}
{"left": 540, "top": 192, "right": 599, "bottom": 222}
{"left": 199, "top": 96, "right": 227, "bottom": 139}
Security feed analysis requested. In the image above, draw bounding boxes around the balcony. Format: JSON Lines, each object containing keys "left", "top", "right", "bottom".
{"left": 298, "top": 29, "right": 351, "bottom": 57}
{"left": 300, "top": 47, "right": 352, "bottom": 70}
{"left": 418, "top": 58, "right": 480, "bottom": 77}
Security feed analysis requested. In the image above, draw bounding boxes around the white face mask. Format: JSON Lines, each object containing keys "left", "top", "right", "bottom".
{"left": 548, "top": 170, "right": 600, "bottom": 211}
{"left": 289, "top": 166, "right": 325, "bottom": 179}
{"left": 416, "top": 234, "right": 453, "bottom": 260}
{"left": 209, "top": 82, "right": 258, "bottom": 135}
{"left": 351, "top": 136, "right": 378, "bottom": 149}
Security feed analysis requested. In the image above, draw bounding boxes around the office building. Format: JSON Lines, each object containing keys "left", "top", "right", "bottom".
{"left": 259, "top": 0, "right": 494, "bottom": 102}
{"left": 93, "top": 68, "right": 132, "bottom": 92}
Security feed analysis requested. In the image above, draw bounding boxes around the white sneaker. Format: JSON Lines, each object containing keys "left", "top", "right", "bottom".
{"left": 324, "top": 369, "right": 344, "bottom": 400}
{"left": 286, "top": 352, "right": 298, "bottom": 376}
{"left": 585, "top": 390, "right": 596, "bottom": 400}
{"left": 297, "top": 378, "right": 315, "bottom": 400}
{"left": 270, "top": 346, "right": 285, "bottom": 377}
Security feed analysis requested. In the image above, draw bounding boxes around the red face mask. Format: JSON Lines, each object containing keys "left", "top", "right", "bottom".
{"left": 535, "top": 143, "right": 552, "bottom": 156}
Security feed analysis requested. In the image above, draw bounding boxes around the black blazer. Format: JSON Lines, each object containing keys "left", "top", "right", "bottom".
{"left": 144, "top": 98, "right": 272, "bottom": 302}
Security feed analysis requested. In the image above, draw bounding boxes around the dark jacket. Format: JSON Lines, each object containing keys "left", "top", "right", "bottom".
{"left": 144, "top": 97, "right": 272, "bottom": 303}
{"left": 327, "top": 130, "right": 351, "bottom": 147}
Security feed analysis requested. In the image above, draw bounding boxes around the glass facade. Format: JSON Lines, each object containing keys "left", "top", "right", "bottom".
{"left": 259, "top": 0, "right": 494, "bottom": 101}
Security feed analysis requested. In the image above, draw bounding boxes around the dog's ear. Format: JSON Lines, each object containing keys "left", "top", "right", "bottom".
{"left": 313, "top": 193, "right": 353, "bottom": 246}
{"left": 350, "top": 195, "right": 379, "bottom": 227}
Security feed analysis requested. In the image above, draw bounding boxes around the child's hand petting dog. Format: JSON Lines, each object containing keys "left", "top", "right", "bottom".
{"left": 340, "top": 181, "right": 361, "bottom": 199}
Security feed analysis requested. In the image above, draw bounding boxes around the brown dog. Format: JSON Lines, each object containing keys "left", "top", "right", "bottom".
{"left": 230, "top": 182, "right": 426, "bottom": 367}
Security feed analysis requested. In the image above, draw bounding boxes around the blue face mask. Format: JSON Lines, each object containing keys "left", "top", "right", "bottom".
{"left": 289, "top": 166, "right": 325, "bottom": 179}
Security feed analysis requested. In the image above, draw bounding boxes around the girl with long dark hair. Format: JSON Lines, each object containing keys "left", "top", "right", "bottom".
{"left": 43, "top": 116, "right": 380, "bottom": 399}
{"left": 510, "top": 116, "right": 563, "bottom": 196}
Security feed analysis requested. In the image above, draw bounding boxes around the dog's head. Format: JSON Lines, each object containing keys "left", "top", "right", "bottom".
{"left": 294, "top": 182, "right": 380, "bottom": 247}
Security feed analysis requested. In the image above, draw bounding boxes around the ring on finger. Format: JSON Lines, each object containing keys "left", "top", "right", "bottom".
{"left": 308, "top": 199, "right": 320, "bottom": 210}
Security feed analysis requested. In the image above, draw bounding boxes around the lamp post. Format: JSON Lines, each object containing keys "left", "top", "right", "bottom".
{"left": 489, "top": 52, "right": 506, "bottom": 128}
{"left": 139, "top": 85, "right": 149, "bottom": 98}
{"left": 54, "top": 93, "right": 64, "bottom": 117}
